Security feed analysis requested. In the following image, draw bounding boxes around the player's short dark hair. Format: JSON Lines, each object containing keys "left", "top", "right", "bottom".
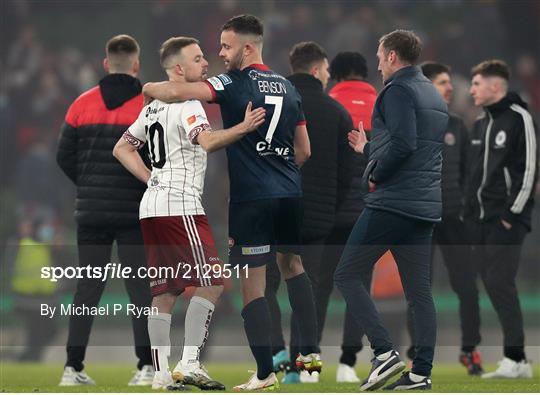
{"left": 379, "top": 30, "right": 422, "bottom": 64}
{"left": 421, "top": 62, "right": 451, "bottom": 81}
{"left": 106, "top": 34, "right": 140, "bottom": 57}
{"left": 330, "top": 51, "right": 368, "bottom": 81}
{"left": 159, "top": 36, "right": 199, "bottom": 68}
{"left": 221, "top": 14, "right": 263, "bottom": 37}
{"left": 471, "top": 59, "right": 510, "bottom": 80}
{"left": 289, "top": 41, "right": 327, "bottom": 74}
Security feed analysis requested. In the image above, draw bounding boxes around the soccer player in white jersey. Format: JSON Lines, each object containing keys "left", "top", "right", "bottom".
{"left": 113, "top": 36, "right": 265, "bottom": 390}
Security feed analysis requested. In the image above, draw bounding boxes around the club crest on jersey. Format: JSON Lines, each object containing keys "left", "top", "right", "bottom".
{"left": 248, "top": 70, "right": 260, "bottom": 80}
{"left": 494, "top": 130, "right": 506, "bottom": 148}
{"left": 150, "top": 176, "right": 159, "bottom": 187}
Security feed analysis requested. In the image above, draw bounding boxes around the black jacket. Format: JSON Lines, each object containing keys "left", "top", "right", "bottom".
{"left": 56, "top": 74, "right": 148, "bottom": 228}
{"left": 441, "top": 114, "right": 469, "bottom": 219}
{"left": 464, "top": 92, "right": 537, "bottom": 230}
{"left": 364, "top": 66, "right": 448, "bottom": 222}
{"left": 287, "top": 74, "right": 362, "bottom": 242}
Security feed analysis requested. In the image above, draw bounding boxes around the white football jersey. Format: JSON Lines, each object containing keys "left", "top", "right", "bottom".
{"left": 123, "top": 99, "right": 212, "bottom": 219}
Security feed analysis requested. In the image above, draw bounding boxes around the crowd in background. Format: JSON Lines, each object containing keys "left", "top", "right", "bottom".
{"left": 1, "top": 0, "right": 539, "bottom": 288}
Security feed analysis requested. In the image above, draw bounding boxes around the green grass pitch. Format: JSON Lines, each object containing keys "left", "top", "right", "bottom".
{"left": 1, "top": 363, "right": 538, "bottom": 392}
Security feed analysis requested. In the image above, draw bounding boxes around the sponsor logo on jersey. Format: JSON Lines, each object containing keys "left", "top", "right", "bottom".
{"left": 187, "top": 115, "right": 197, "bottom": 125}
{"left": 207, "top": 76, "right": 224, "bottom": 91}
{"left": 256, "top": 141, "right": 291, "bottom": 158}
{"left": 217, "top": 73, "right": 232, "bottom": 85}
{"left": 494, "top": 130, "right": 506, "bottom": 148}
{"left": 241, "top": 245, "right": 271, "bottom": 255}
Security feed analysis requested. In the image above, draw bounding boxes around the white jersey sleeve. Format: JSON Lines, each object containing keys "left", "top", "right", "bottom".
{"left": 123, "top": 108, "right": 147, "bottom": 149}
{"left": 180, "top": 100, "right": 212, "bottom": 145}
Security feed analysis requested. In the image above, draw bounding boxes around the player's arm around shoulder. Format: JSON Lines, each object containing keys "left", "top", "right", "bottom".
{"left": 143, "top": 80, "right": 214, "bottom": 104}
{"left": 197, "top": 102, "right": 265, "bottom": 153}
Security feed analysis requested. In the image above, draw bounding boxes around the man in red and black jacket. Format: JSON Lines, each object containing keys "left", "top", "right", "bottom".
{"left": 56, "top": 35, "right": 153, "bottom": 386}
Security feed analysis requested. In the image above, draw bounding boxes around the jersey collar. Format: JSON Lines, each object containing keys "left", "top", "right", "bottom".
{"left": 247, "top": 63, "right": 270, "bottom": 71}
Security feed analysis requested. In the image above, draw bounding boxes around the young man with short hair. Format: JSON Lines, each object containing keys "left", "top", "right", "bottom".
{"left": 113, "top": 36, "right": 265, "bottom": 390}
{"left": 466, "top": 59, "right": 537, "bottom": 379}
{"left": 143, "top": 15, "right": 321, "bottom": 391}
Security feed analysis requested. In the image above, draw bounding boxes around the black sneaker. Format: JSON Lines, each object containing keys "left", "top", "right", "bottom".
{"left": 384, "top": 371, "right": 432, "bottom": 391}
{"left": 359, "top": 350, "right": 406, "bottom": 391}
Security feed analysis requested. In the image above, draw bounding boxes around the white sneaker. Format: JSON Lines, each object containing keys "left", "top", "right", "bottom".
{"left": 482, "top": 358, "right": 533, "bottom": 379}
{"left": 172, "top": 361, "right": 225, "bottom": 390}
{"left": 336, "top": 363, "right": 360, "bottom": 383}
{"left": 59, "top": 366, "right": 96, "bottom": 386}
{"left": 152, "top": 370, "right": 173, "bottom": 390}
{"left": 128, "top": 365, "right": 154, "bottom": 386}
{"left": 233, "top": 371, "right": 279, "bottom": 391}
{"left": 299, "top": 370, "right": 319, "bottom": 383}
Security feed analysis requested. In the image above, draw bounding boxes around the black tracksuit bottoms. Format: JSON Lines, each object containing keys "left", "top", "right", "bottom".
{"left": 466, "top": 219, "right": 528, "bottom": 361}
{"left": 66, "top": 225, "right": 153, "bottom": 371}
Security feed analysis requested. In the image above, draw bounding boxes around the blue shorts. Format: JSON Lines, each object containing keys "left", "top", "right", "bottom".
{"left": 228, "top": 198, "right": 302, "bottom": 267}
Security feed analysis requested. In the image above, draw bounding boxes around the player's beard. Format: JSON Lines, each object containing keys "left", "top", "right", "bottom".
{"left": 229, "top": 50, "right": 245, "bottom": 71}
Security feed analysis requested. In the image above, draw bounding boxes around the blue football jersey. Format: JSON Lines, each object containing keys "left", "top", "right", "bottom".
{"left": 205, "top": 64, "right": 305, "bottom": 203}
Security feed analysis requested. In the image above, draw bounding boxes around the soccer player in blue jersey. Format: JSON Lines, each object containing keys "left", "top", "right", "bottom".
{"left": 143, "top": 15, "right": 321, "bottom": 390}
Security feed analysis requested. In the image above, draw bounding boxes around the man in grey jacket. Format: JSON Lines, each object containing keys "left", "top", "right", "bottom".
{"left": 334, "top": 30, "right": 448, "bottom": 391}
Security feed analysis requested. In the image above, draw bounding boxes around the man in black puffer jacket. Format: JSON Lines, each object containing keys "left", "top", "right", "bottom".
{"left": 335, "top": 30, "right": 448, "bottom": 391}
{"left": 264, "top": 42, "right": 366, "bottom": 383}
{"left": 56, "top": 35, "right": 153, "bottom": 386}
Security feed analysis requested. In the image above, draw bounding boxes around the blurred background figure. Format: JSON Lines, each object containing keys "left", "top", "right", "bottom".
{"left": 412, "top": 62, "right": 477, "bottom": 375}
{"left": 8, "top": 218, "right": 59, "bottom": 362}
{"left": 266, "top": 40, "right": 359, "bottom": 384}
{"left": 329, "top": 51, "right": 377, "bottom": 131}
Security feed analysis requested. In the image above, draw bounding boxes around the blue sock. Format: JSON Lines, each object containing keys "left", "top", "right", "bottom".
{"left": 286, "top": 272, "right": 319, "bottom": 355}
{"left": 241, "top": 297, "right": 274, "bottom": 380}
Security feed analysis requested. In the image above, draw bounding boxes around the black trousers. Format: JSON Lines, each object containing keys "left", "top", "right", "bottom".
{"left": 66, "top": 225, "right": 153, "bottom": 371}
{"left": 407, "top": 217, "right": 481, "bottom": 355}
{"left": 467, "top": 219, "right": 528, "bottom": 361}
{"left": 334, "top": 208, "right": 436, "bottom": 377}
{"left": 265, "top": 226, "right": 367, "bottom": 365}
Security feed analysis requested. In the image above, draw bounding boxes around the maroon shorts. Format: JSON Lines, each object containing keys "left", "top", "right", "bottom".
{"left": 140, "top": 215, "right": 224, "bottom": 296}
